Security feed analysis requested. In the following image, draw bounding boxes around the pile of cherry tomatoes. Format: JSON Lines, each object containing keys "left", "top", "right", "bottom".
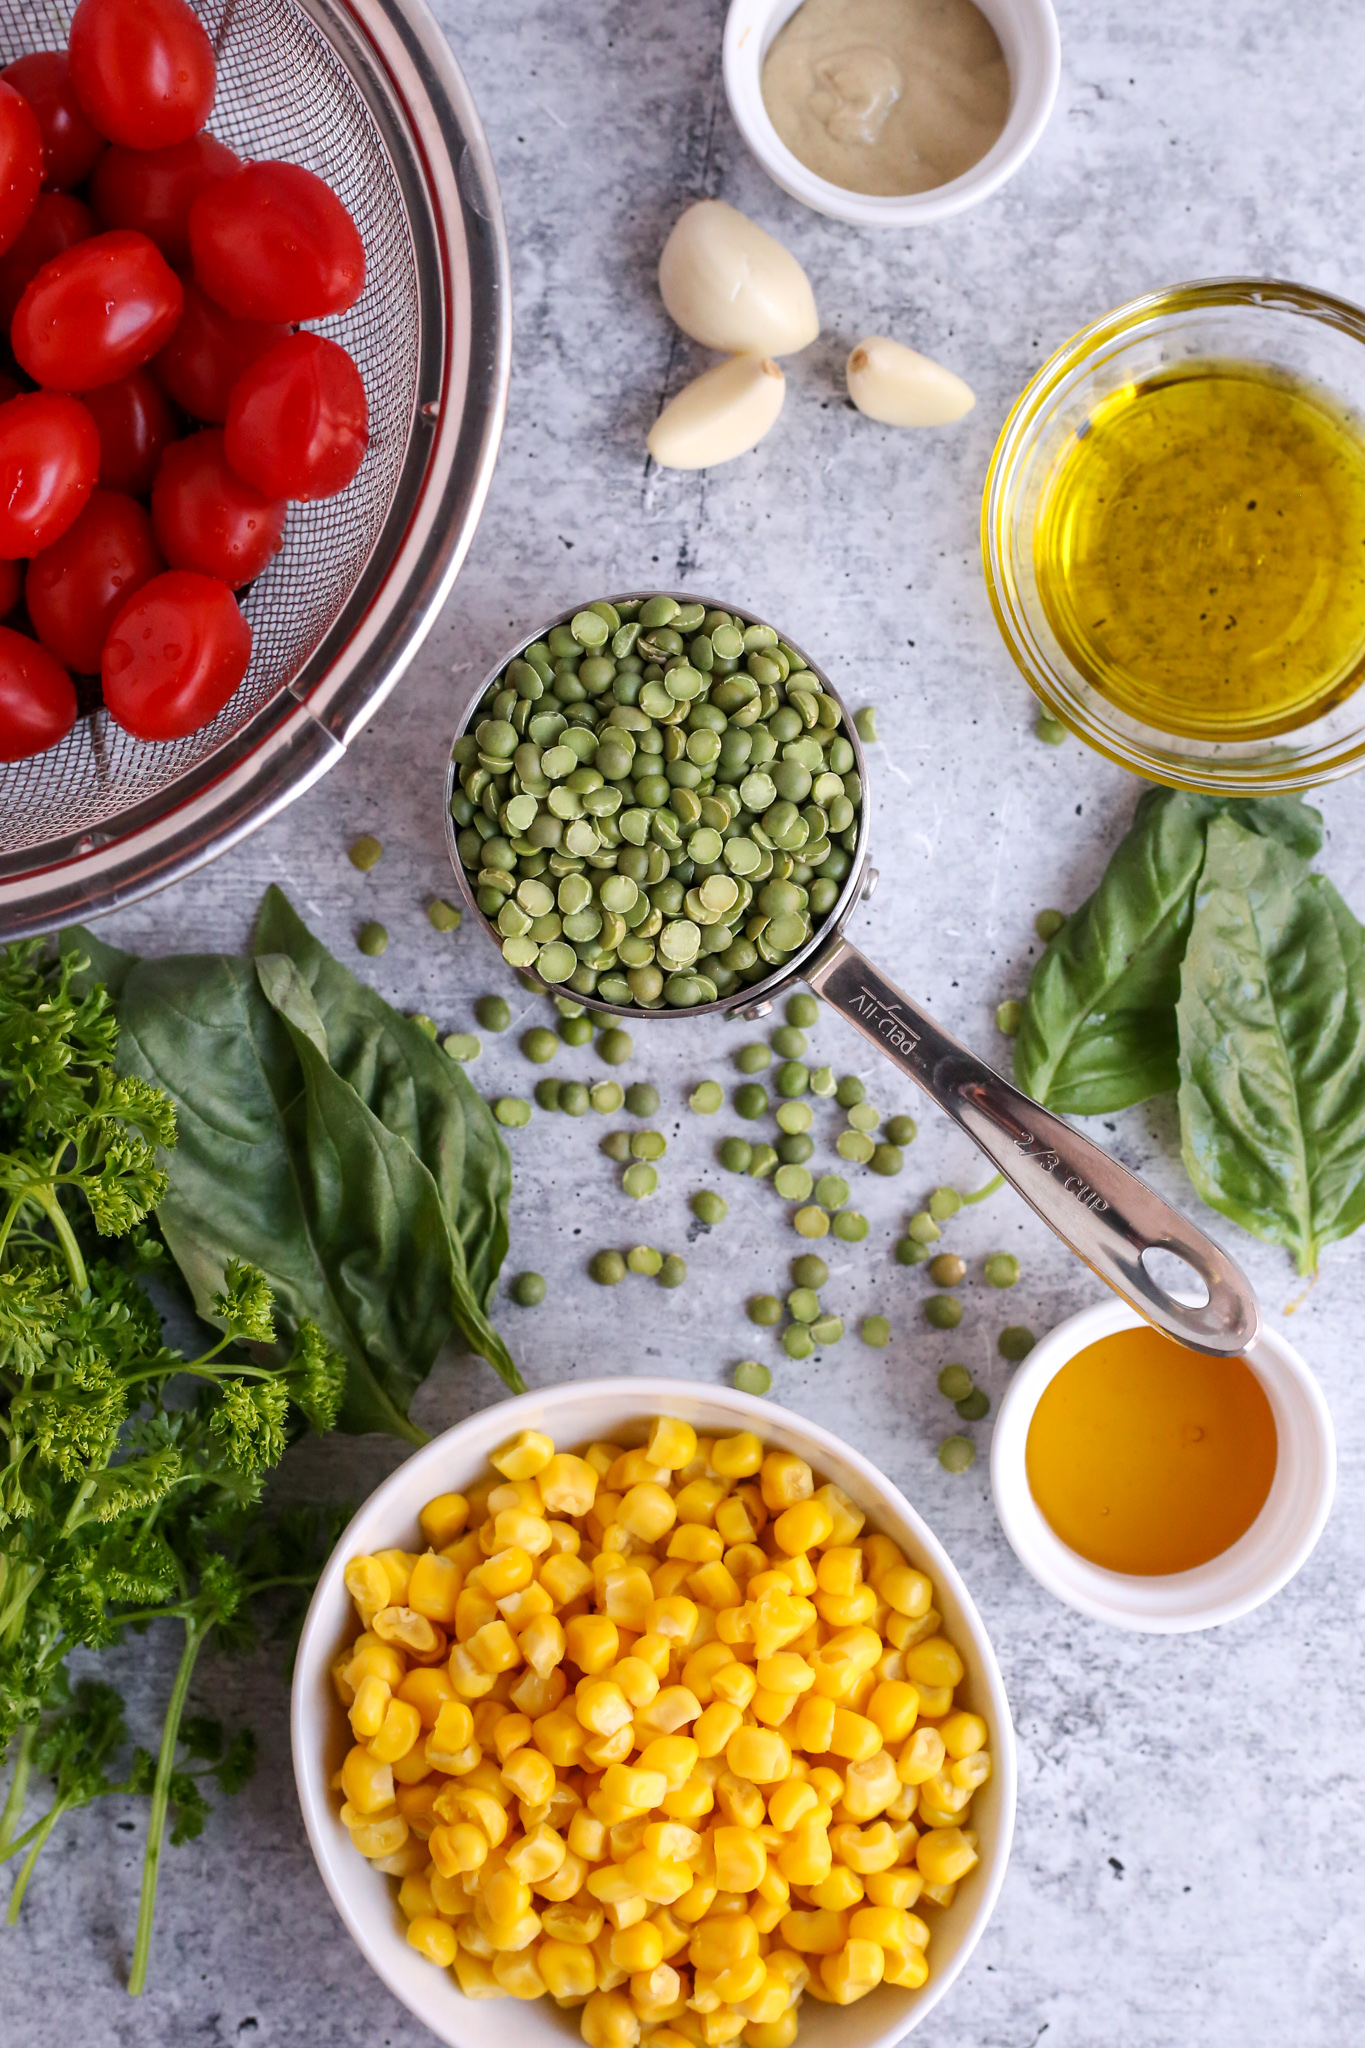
{"left": 0, "top": 0, "right": 369, "bottom": 761}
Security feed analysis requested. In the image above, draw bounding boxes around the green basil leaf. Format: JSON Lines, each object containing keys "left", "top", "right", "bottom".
{"left": 1014, "top": 788, "right": 1323, "bottom": 1114}
{"left": 60, "top": 926, "right": 138, "bottom": 1001}
{"left": 113, "top": 953, "right": 446, "bottom": 1439}
{"left": 250, "top": 887, "right": 514, "bottom": 1345}
{"left": 1177, "top": 815, "right": 1365, "bottom": 1275}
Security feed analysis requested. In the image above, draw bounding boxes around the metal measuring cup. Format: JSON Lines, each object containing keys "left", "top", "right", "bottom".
{"left": 445, "top": 594, "right": 1260, "bottom": 1357}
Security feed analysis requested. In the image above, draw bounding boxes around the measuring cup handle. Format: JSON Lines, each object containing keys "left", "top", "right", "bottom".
{"left": 806, "top": 939, "right": 1260, "bottom": 1356}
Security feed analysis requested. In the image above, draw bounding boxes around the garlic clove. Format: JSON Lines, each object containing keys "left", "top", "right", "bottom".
{"left": 846, "top": 336, "right": 975, "bottom": 426}
{"left": 659, "top": 200, "right": 819, "bottom": 357}
{"left": 647, "top": 355, "right": 786, "bottom": 471}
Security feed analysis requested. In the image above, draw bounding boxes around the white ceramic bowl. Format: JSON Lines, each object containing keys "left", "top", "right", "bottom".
{"left": 990, "top": 1301, "right": 1336, "bottom": 1633}
{"left": 723, "top": 0, "right": 1060, "bottom": 227}
{"left": 293, "top": 1377, "right": 1017, "bottom": 2047}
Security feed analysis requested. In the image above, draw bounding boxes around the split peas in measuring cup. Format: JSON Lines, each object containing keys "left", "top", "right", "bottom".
{"left": 330, "top": 1417, "right": 991, "bottom": 2043}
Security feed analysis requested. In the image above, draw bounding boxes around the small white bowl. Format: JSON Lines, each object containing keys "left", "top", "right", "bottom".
{"left": 723, "top": 0, "right": 1061, "bottom": 227}
{"left": 990, "top": 1301, "right": 1336, "bottom": 1633}
{"left": 293, "top": 1376, "right": 1017, "bottom": 2048}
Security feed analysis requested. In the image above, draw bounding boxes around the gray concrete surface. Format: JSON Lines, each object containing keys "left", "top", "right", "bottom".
{"left": 4, "top": 1, "right": 1363, "bottom": 2042}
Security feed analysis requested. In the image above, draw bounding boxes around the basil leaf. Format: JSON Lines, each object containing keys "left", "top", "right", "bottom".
{"left": 1178, "top": 815, "right": 1365, "bottom": 1275}
{"left": 1014, "top": 788, "right": 1323, "bottom": 1114}
{"left": 113, "top": 953, "right": 447, "bottom": 1440}
{"left": 250, "top": 886, "right": 514, "bottom": 1336}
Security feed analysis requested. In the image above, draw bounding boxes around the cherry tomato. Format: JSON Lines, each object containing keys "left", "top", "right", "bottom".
{"left": 0, "top": 80, "right": 43, "bottom": 259}
{"left": 189, "top": 161, "right": 364, "bottom": 323}
{"left": 0, "top": 190, "right": 94, "bottom": 328}
{"left": 0, "top": 391, "right": 100, "bottom": 556}
{"left": 0, "top": 559, "right": 21, "bottom": 617}
{"left": 91, "top": 131, "right": 238, "bottom": 267}
{"left": 81, "top": 367, "right": 178, "bottom": 496}
{"left": 26, "top": 488, "right": 163, "bottom": 673}
{"left": 1, "top": 53, "right": 105, "bottom": 190}
{"left": 152, "top": 277, "right": 288, "bottom": 423}
{"left": 0, "top": 624, "right": 77, "bottom": 759}
{"left": 151, "top": 429, "right": 285, "bottom": 589}
{"left": 67, "top": 0, "right": 216, "bottom": 151}
{"left": 102, "top": 568, "right": 250, "bottom": 740}
{"left": 12, "top": 228, "right": 183, "bottom": 390}
{"left": 225, "top": 333, "right": 367, "bottom": 501}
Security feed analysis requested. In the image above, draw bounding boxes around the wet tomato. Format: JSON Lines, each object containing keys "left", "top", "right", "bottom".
{"left": 189, "top": 160, "right": 364, "bottom": 322}
{"left": 0, "top": 390, "right": 100, "bottom": 556}
{"left": 67, "top": 0, "right": 216, "bottom": 151}
{"left": 0, "top": 190, "right": 94, "bottom": 328}
{"left": 81, "top": 367, "right": 178, "bottom": 496}
{"left": 12, "top": 228, "right": 183, "bottom": 390}
{"left": 0, "top": 53, "right": 105, "bottom": 190}
{"left": 151, "top": 429, "right": 285, "bottom": 588}
{"left": 91, "top": 130, "right": 238, "bottom": 266}
{"left": 0, "top": 624, "right": 77, "bottom": 759}
{"left": 0, "top": 79, "right": 43, "bottom": 258}
{"left": 26, "top": 487, "right": 162, "bottom": 673}
{"left": 102, "top": 567, "right": 250, "bottom": 740}
{"left": 224, "top": 332, "right": 368, "bottom": 501}
{"left": 0, "top": 559, "right": 21, "bottom": 618}
{"left": 152, "top": 277, "right": 288, "bottom": 422}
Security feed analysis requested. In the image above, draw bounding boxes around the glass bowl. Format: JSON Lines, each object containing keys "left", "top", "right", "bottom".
{"left": 982, "top": 278, "right": 1365, "bottom": 791}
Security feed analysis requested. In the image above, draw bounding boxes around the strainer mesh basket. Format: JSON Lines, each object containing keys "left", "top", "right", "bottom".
{"left": 0, "top": 0, "right": 421, "bottom": 856}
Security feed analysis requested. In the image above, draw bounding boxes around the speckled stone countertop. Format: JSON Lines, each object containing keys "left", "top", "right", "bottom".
{"left": 7, "top": 1, "right": 1365, "bottom": 2042}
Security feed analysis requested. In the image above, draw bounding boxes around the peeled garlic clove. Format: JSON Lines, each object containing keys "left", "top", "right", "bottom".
{"left": 648, "top": 355, "right": 785, "bottom": 471}
{"left": 659, "top": 200, "right": 819, "bottom": 357}
{"left": 846, "top": 336, "right": 975, "bottom": 427}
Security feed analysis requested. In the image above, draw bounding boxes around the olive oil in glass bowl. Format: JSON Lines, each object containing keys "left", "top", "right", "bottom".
{"left": 983, "top": 280, "right": 1365, "bottom": 790}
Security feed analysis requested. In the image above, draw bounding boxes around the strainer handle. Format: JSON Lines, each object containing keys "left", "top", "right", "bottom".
{"left": 805, "top": 939, "right": 1260, "bottom": 1356}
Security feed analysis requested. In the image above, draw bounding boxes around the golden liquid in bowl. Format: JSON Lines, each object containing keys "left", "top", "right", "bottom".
{"left": 1033, "top": 359, "right": 1365, "bottom": 740}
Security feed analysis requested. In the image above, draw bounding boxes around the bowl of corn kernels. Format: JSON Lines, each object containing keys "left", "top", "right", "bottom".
{"left": 292, "top": 1380, "right": 1017, "bottom": 2048}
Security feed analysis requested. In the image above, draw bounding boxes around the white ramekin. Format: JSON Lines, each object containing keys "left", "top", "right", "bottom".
{"left": 293, "top": 1377, "right": 1017, "bottom": 2048}
{"left": 723, "top": 0, "right": 1061, "bottom": 227}
{"left": 990, "top": 1300, "right": 1336, "bottom": 1633}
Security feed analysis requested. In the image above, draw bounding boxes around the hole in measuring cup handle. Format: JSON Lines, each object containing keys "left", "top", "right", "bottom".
{"left": 1141, "top": 1244, "right": 1212, "bottom": 1309}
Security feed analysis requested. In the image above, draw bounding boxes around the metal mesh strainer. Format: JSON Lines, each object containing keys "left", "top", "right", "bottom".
{"left": 0, "top": 0, "right": 509, "bottom": 936}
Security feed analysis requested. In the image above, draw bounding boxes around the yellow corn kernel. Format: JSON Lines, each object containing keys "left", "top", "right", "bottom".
{"left": 426, "top": 1695, "right": 475, "bottom": 1759}
{"left": 637, "top": 1686, "right": 702, "bottom": 1738}
{"left": 452, "top": 1950, "right": 505, "bottom": 1998}
{"left": 770, "top": 1500, "right": 832, "bottom": 1556}
{"left": 348, "top": 1672, "right": 391, "bottom": 1742}
{"left": 607, "top": 1448, "right": 670, "bottom": 1491}
{"left": 369, "top": 1697, "right": 422, "bottom": 1764}
{"left": 708, "top": 1430, "right": 760, "bottom": 1480}
{"left": 438, "top": 1784, "right": 508, "bottom": 1845}
{"left": 903, "top": 1635, "right": 965, "bottom": 1689}
{"left": 934, "top": 1707, "right": 986, "bottom": 1759}
{"left": 712, "top": 1664, "right": 758, "bottom": 1714}
{"left": 467, "top": 1618, "right": 520, "bottom": 1676}
{"left": 634, "top": 1631, "right": 674, "bottom": 1677}
{"left": 652, "top": 1560, "right": 694, "bottom": 1601}
{"left": 481, "top": 1863, "right": 533, "bottom": 1925}
{"left": 814, "top": 1585, "right": 878, "bottom": 1629}
{"left": 493, "top": 1509, "right": 554, "bottom": 1559}
{"left": 749, "top": 1688, "right": 796, "bottom": 1729}
{"left": 711, "top": 1952, "right": 768, "bottom": 2005}
{"left": 861, "top": 1533, "right": 902, "bottom": 1577}
{"left": 344, "top": 1641, "right": 406, "bottom": 1692}
{"left": 663, "top": 1774, "right": 714, "bottom": 1823}
{"left": 533, "top": 1704, "right": 588, "bottom": 1768}
{"left": 529, "top": 1455, "right": 595, "bottom": 1523}
{"left": 688, "top": 1560, "right": 745, "bottom": 1611}
{"left": 714, "top": 1827, "right": 767, "bottom": 1894}
{"left": 681, "top": 1642, "right": 735, "bottom": 1704}
{"left": 792, "top": 1694, "right": 835, "bottom": 1754}
{"left": 779, "top": 1908, "right": 846, "bottom": 1956}
{"left": 584, "top": 1726, "right": 635, "bottom": 1770}
{"left": 498, "top": 1583, "right": 554, "bottom": 1634}
{"left": 535, "top": 1557, "right": 591, "bottom": 1612}
{"left": 755, "top": 1653, "right": 814, "bottom": 1697}
{"left": 581, "top": 1988, "right": 641, "bottom": 2048}
{"left": 611, "top": 1920, "right": 664, "bottom": 1972}
{"left": 396, "top": 1665, "right": 456, "bottom": 1731}
{"left": 561, "top": 1612, "right": 616, "bottom": 1674}
{"left": 616, "top": 1482, "right": 677, "bottom": 1544}
{"left": 373, "top": 1607, "right": 446, "bottom": 1663}
{"left": 809, "top": 1865, "right": 864, "bottom": 1913}
{"left": 419, "top": 1491, "right": 469, "bottom": 1550}
{"left": 406, "top": 1913, "right": 457, "bottom": 1967}
{"left": 493, "top": 1945, "right": 548, "bottom": 1997}
{"left": 648, "top": 1595, "right": 699, "bottom": 1644}
{"left": 373, "top": 1549, "right": 416, "bottom": 1605}
{"left": 883, "top": 1943, "right": 930, "bottom": 1989}
{"left": 574, "top": 1677, "right": 630, "bottom": 1736}
{"left": 341, "top": 1744, "right": 395, "bottom": 1815}
{"left": 346, "top": 1811, "right": 409, "bottom": 1858}
{"left": 638, "top": 1736, "right": 699, "bottom": 1790}
{"left": 767, "top": 1779, "right": 818, "bottom": 1833}
{"left": 669, "top": 1525, "right": 724, "bottom": 1565}
{"left": 513, "top": 1613, "right": 563, "bottom": 1683}
{"left": 631, "top": 1959, "right": 684, "bottom": 2019}
{"left": 820, "top": 1936, "right": 884, "bottom": 2004}
{"left": 811, "top": 1483, "right": 863, "bottom": 1546}
{"left": 776, "top": 1820, "right": 832, "bottom": 1886}
{"left": 840, "top": 1750, "right": 901, "bottom": 1822}
{"left": 896, "top": 1726, "right": 947, "bottom": 1786}
{"left": 603, "top": 1660, "right": 656, "bottom": 1713}
{"left": 829, "top": 1820, "right": 898, "bottom": 1873}
{"left": 606, "top": 1762, "right": 671, "bottom": 1814}
{"left": 864, "top": 1867, "right": 924, "bottom": 1910}
{"left": 751, "top": 1589, "right": 815, "bottom": 1662}
{"left": 398, "top": 1870, "right": 439, "bottom": 1920}
{"left": 759, "top": 1453, "right": 813, "bottom": 1513}
{"left": 910, "top": 1680, "right": 954, "bottom": 1719}
{"left": 603, "top": 1568, "right": 655, "bottom": 1631}
{"left": 456, "top": 1586, "right": 499, "bottom": 1643}
{"left": 713, "top": 1770, "right": 764, "bottom": 1831}
{"left": 674, "top": 1478, "right": 727, "bottom": 1525}
{"left": 744, "top": 2021, "right": 798, "bottom": 2048}
{"left": 688, "top": 1911, "right": 760, "bottom": 1974}
{"left": 725, "top": 1543, "right": 769, "bottom": 1589}
{"left": 647, "top": 1417, "right": 698, "bottom": 1469}
{"left": 407, "top": 1549, "right": 463, "bottom": 1627}
{"left": 543, "top": 1896, "right": 606, "bottom": 1945}
{"left": 951, "top": 1748, "right": 992, "bottom": 1795}
{"left": 814, "top": 1547, "right": 862, "bottom": 1597}
{"left": 879, "top": 1565, "right": 933, "bottom": 1619}
{"left": 916, "top": 1825, "right": 979, "bottom": 1886}
{"left": 713, "top": 1501, "right": 757, "bottom": 1552}
{"left": 847, "top": 1903, "right": 914, "bottom": 1951}
{"left": 532, "top": 1936, "right": 594, "bottom": 2000}
{"left": 582, "top": 1439, "right": 623, "bottom": 1477}
{"left": 480, "top": 1546, "right": 535, "bottom": 1602}
{"left": 501, "top": 1745, "right": 556, "bottom": 1806}
{"left": 344, "top": 1554, "right": 391, "bottom": 1626}
{"left": 828, "top": 1709, "right": 880, "bottom": 1763}
{"left": 492, "top": 1429, "right": 556, "bottom": 1481}
{"left": 428, "top": 1819, "right": 489, "bottom": 1875}
{"left": 723, "top": 1727, "right": 789, "bottom": 1786}
{"left": 867, "top": 1680, "right": 920, "bottom": 1746}
{"left": 394, "top": 1779, "right": 441, "bottom": 1836}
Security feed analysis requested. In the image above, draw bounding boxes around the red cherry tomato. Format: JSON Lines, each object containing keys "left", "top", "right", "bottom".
{"left": 81, "top": 368, "right": 178, "bottom": 496}
{"left": 0, "top": 80, "right": 43, "bottom": 259}
{"left": 0, "top": 624, "right": 77, "bottom": 758}
{"left": 0, "top": 190, "right": 94, "bottom": 328}
{"left": 1, "top": 53, "right": 106, "bottom": 190}
{"left": 151, "top": 429, "right": 286, "bottom": 589}
{"left": 12, "top": 228, "right": 183, "bottom": 390}
{"left": 102, "top": 568, "right": 250, "bottom": 740}
{"left": 189, "top": 161, "right": 364, "bottom": 322}
{"left": 152, "top": 277, "right": 288, "bottom": 423}
{"left": 90, "top": 131, "right": 238, "bottom": 267}
{"left": 0, "top": 391, "right": 100, "bottom": 556}
{"left": 224, "top": 333, "right": 367, "bottom": 502}
{"left": 0, "top": 559, "right": 21, "bottom": 617}
{"left": 67, "top": 0, "right": 216, "bottom": 151}
{"left": 26, "top": 488, "right": 163, "bottom": 673}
